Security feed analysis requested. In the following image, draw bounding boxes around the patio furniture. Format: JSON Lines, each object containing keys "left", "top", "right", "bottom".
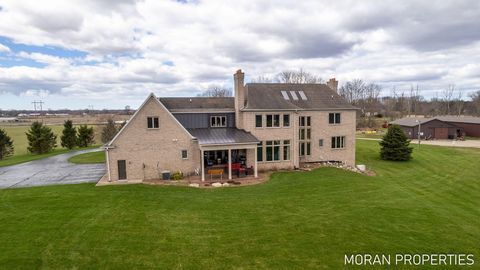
{"left": 207, "top": 169, "right": 224, "bottom": 180}
{"left": 231, "top": 163, "right": 246, "bottom": 178}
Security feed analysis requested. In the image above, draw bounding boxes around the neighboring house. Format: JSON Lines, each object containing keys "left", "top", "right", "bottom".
{"left": 105, "top": 70, "right": 357, "bottom": 182}
{"left": 391, "top": 116, "right": 480, "bottom": 139}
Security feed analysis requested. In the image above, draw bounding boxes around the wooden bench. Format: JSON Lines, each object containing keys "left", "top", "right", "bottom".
{"left": 207, "top": 169, "right": 224, "bottom": 180}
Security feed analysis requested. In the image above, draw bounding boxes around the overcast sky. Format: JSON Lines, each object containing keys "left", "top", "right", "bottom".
{"left": 1, "top": 0, "right": 480, "bottom": 110}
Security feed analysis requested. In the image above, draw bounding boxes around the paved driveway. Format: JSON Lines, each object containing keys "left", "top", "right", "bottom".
{"left": 0, "top": 148, "right": 106, "bottom": 189}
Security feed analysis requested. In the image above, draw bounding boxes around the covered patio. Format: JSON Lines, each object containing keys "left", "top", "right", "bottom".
{"left": 188, "top": 128, "right": 259, "bottom": 182}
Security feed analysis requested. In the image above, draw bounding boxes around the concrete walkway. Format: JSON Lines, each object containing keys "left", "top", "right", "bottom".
{"left": 0, "top": 148, "right": 106, "bottom": 189}
{"left": 357, "top": 137, "right": 480, "bottom": 148}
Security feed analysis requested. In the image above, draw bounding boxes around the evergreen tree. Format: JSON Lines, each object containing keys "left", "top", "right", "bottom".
{"left": 26, "top": 122, "right": 57, "bottom": 154}
{"left": 0, "top": 128, "right": 14, "bottom": 160}
{"left": 379, "top": 124, "right": 413, "bottom": 161}
{"left": 60, "top": 120, "right": 77, "bottom": 149}
{"left": 77, "top": 125, "right": 95, "bottom": 147}
{"left": 101, "top": 119, "right": 117, "bottom": 143}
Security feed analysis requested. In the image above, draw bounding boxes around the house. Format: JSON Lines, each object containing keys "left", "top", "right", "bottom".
{"left": 391, "top": 116, "right": 480, "bottom": 139}
{"left": 104, "top": 70, "right": 357, "bottom": 182}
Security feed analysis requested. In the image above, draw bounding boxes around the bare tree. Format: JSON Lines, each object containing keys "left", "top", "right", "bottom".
{"left": 275, "top": 68, "right": 322, "bottom": 84}
{"left": 454, "top": 88, "right": 464, "bottom": 116}
{"left": 338, "top": 79, "right": 366, "bottom": 104}
{"left": 442, "top": 85, "right": 455, "bottom": 115}
{"left": 469, "top": 90, "right": 480, "bottom": 116}
{"left": 251, "top": 75, "right": 274, "bottom": 83}
{"left": 198, "top": 85, "right": 232, "bottom": 97}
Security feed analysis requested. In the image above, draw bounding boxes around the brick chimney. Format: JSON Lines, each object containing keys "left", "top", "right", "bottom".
{"left": 234, "top": 69, "right": 245, "bottom": 128}
{"left": 327, "top": 78, "right": 338, "bottom": 92}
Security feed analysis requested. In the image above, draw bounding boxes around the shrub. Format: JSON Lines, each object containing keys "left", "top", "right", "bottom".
{"left": 379, "top": 124, "right": 413, "bottom": 161}
{"left": 26, "top": 122, "right": 57, "bottom": 154}
{"left": 101, "top": 119, "right": 118, "bottom": 144}
{"left": 0, "top": 128, "right": 14, "bottom": 160}
{"left": 60, "top": 120, "right": 77, "bottom": 149}
{"left": 77, "top": 125, "right": 95, "bottom": 147}
{"left": 171, "top": 171, "right": 184, "bottom": 180}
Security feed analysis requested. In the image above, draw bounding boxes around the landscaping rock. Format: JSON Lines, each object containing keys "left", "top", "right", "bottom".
{"left": 222, "top": 183, "right": 230, "bottom": 187}
{"left": 356, "top": 164, "right": 366, "bottom": 172}
{"left": 212, "top": 182, "right": 222, "bottom": 187}
{"left": 189, "top": 183, "right": 200, "bottom": 188}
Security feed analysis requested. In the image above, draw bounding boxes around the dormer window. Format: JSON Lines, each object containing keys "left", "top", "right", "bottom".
{"left": 211, "top": 116, "right": 227, "bottom": 127}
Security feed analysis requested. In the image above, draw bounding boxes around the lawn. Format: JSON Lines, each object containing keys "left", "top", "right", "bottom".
{"left": 0, "top": 124, "right": 101, "bottom": 167}
{"left": 68, "top": 150, "right": 105, "bottom": 164}
{"left": 0, "top": 140, "right": 479, "bottom": 269}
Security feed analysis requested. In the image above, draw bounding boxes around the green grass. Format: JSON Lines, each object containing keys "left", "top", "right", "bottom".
{"left": 0, "top": 140, "right": 479, "bottom": 269}
{"left": 68, "top": 150, "right": 105, "bottom": 164}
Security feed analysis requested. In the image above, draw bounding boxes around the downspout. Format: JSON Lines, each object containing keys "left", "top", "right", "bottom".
{"left": 105, "top": 148, "right": 112, "bottom": 182}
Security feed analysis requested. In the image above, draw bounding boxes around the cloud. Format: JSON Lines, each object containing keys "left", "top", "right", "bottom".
{"left": 0, "top": 0, "right": 479, "bottom": 109}
{"left": 0, "top": 43, "right": 10, "bottom": 52}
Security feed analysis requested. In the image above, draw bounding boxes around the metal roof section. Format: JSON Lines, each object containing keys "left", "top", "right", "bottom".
{"left": 187, "top": 128, "right": 259, "bottom": 145}
{"left": 298, "top": 90, "right": 307, "bottom": 100}
{"left": 281, "top": 90, "right": 289, "bottom": 100}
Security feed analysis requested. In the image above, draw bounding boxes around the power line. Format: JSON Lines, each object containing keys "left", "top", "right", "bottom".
{"left": 32, "top": 100, "right": 44, "bottom": 111}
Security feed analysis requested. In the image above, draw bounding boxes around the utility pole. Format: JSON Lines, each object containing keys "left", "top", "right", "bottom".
{"left": 416, "top": 120, "right": 421, "bottom": 149}
{"left": 32, "top": 100, "right": 44, "bottom": 111}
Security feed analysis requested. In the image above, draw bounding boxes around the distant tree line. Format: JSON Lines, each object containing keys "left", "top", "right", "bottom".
{"left": 0, "top": 118, "right": 125, "bottom": 161}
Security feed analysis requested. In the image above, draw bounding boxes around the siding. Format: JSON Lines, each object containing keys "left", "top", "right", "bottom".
{"left": 172, "top": 113, "right": 235, "bottom": 129}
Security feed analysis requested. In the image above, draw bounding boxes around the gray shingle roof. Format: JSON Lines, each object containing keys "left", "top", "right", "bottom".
{"left": 187, "top": 128, "right": 259, "bottom": 145}
{"left": 159, "top": 97, "right": 234, "bottom": 112}
{"left": 243, "top": 83, "right": 356, "bottom": 111}
{"left": 391, "top": 116, "right": 480, "bottom": 127}
{"left": 436, "top": 116, "right": 480, "bottom": 125}
{"left": 390, "top": 118, "right": 433, "bottom": 127}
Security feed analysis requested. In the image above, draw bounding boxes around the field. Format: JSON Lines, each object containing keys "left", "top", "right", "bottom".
{"left": 0, "top": 124, "right": 103, "bottom": 167}
{"left": 0, "top": 140, "right": 479, "bottom": 269}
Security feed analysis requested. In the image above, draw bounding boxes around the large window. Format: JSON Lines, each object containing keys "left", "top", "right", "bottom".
{"left": 299, "top": 116, "right": 311, "bottom": 156}
{"left": 255, "top": 115, "right": 262, "bottom": 127}
{"left": 329, "top": 113, "right": 341, "bottom": 124}
{"left": 211, "top": 116, "right": 227, "bottom": 127}
{"left": 147, "top": 117, "right": 159, "bottom": 129}
{"left": 331, "top": 136, "right": 346, "bottom": 149}
{"left": 257, "top": 142, "right": 263, "bottom": 161}
{"left": 283, "top": 114, "right": 290, "bottom": 127}
{"left": 283, "top": 140, "right": 290, "bottom": 160}
{"left": 266, "top": 140, "right": 280, "bottom": 161}
{"left": 266, "top": 114, "right": 280, "bottom": 127}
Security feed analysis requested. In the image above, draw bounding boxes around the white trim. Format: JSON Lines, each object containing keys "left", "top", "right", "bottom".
{"left": 107, "top": 93, "right": 194, "bottom": 147}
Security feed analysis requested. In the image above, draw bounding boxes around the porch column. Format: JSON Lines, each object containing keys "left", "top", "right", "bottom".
{"left": 254, "top": 146, "right": 258, "bottom": 178}
{"left": 201, "top": 149, "right": 205, "bottom": 182}
{"left": 228, "top": 148, "right": 232, "bottom": 180}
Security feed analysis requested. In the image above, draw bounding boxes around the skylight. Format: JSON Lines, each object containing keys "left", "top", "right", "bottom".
{"left": 289, "top": 91, "right": 299, "bottom": 100}
{"left": 298, "top": 91, "right": 307, "bottom": 100}
{"left": 281, "top": 90, "right": 289, "bottom": 100}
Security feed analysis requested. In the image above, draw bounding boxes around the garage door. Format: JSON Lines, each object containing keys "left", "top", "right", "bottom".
{"left": 434, "top": 128, "right": 448, "bottom": 139}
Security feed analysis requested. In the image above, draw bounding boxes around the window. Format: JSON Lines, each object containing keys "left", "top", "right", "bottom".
{"left": 257, "top": 142, "right": 263, "bottom": 161}
{"left": 299, "top": 116, "right": 311, "bottom": 127}
{"left": 266, "top": 115, "right": 273, "bottom": 127}
{"left": 211, "top": 116, "right": 227, "bottom": 127}
{"left": 331, "top": 136, "right": 346, "bottom": 149}
{"left": 147, "top": 117, "right": 159, "bottom": 129}
{"left": 283, "top": 140, "right": 290, "bottom": 161}
{"left": 266, "top": 140, "right": 280, "bottom": 161}
{"left": 283, "top": 114, "right": 290, "bottom": 127}
{"left": 181, "top": 150, "right": 188, "bottom": 159}
{"left": 319, "top": 139, "right": 324, "bottom": 147}
{"left": 299, "top": 116, "right": 311, "bottom": 156}
{"left": 329, "top": 113, "right": 341, "bottom": 124}
{"left": 299, "top": 142, "right": 305, "bottom": 156}
{"left": 266, "top": 114, "right": 280, "bottom": 127}
{"left": 266, "top": 141, "right": 273, "bottom": 161}
{"left": 255, "top": 115, "right": 262, "bottom": 127}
